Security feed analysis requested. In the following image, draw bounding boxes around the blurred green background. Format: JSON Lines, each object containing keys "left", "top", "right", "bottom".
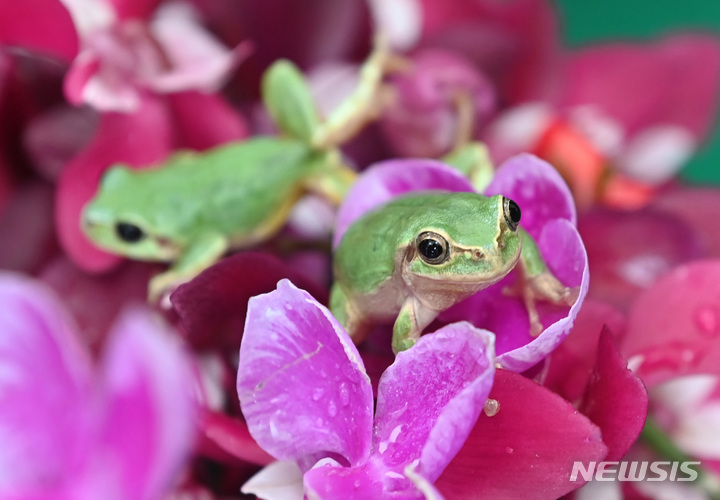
{"left": 555, "top": 0, "right": 720, "bottom": 184}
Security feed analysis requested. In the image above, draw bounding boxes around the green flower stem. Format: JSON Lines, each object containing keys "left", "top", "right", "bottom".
{"left": 641, "top": 415, "right": 720, "bottom": 500}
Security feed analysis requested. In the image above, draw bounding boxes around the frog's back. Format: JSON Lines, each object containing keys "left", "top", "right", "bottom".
{"left": 137, "top": 137, "right": 314, "bottom": 237}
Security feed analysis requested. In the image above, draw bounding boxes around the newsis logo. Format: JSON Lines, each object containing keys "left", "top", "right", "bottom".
{"left": 570, "top": 461, "right": 701, "bottom": 482}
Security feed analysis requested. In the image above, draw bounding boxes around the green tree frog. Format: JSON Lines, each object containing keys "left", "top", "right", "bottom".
{"left": 82, "top": 37, "right": 394, "bottom": 302}
{"left": 330, "top": 192, "right": 577, "bottom": 353}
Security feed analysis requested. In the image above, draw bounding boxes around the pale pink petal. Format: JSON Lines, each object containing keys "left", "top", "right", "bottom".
{"left": 88, "top": 307, "right": 197, "bottom": 500}
{"left": 333, "top": 159, "right": 474, "bottom": 247}
{"left": 616, "top": 125, "right": 695, "bottom": 185}
{"left": 147, "top": 2, "right": 247, "bottom": 94}
{"left": 0, "top": 0, "right": 79, "bottom": 62}
{"left": 373, "top": 322, "right": 496, "bottom": 482}
{"left": 56, "top": 96, "right": 172, "bottom": 272}
{"left": 435, "top": 370, "right": 607, "bottom": 499}
{"left": 237, "top": 280, "right": 374, "bottom": 468}
{"left": 623, "top": 260, "right": 720, "bottom": 387}
{"left": 0, "top": 273, "right": 92, "bottom": 496}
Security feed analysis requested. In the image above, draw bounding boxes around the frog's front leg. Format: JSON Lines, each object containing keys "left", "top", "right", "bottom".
{"left": 392, "top": 297, "right": 438, "bottom": 354}
{"left": 511, "top": 229, "right": 579, "bottom": 336}
{"left": 149, "top": 232, "right": 229, "bottom": 304}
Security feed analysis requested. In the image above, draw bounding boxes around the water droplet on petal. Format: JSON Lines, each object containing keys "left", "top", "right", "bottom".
{"left": 339, "top": 383, "right": 350, "bottom": 406}
{"left": 312, "top": 387, "right": 325, "bottom": 401}
{"left": 483, "top": 398, "right": 500, "bottom": 417}
{"left": 353, "top": 480, "right": 361, "bottom": 489}
{"left": 316, "top": 417, "right": 324, "bottom": 427}
{"left": 505, "top": 447, "right": 514, "bottom": 454}
{"left": 328, "top": 400, "right": 337, "bottom": 417}
{"left": 694, "top": 305, "right": 720, "bottom": 338}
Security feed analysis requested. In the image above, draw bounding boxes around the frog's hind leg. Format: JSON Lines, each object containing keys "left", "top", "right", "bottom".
{"left": 330, "top": 283, "right": 370, "bottom": 344}
{"left": 506, "top": 229, "right": 579, "bottom": 337}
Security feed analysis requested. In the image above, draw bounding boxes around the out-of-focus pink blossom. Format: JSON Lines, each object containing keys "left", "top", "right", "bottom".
{"left": 335, "top": 155, "right": 587, "bottom": 372}
{"left": 0, "top": 272, "right": 196, "bottom": 500}
{"left": 379, "top": 49, "right": 496, "bottom": 158}
{"left": 61, "top": 0, "right": 247, "bottom": 112}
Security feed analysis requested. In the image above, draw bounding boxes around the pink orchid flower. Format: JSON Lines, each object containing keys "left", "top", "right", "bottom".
{"left": 236, "top": 279, "right": 495, "bottom": 499}
{"left": 0, "top": 272, "right": 196, "bottom": 499}
{"left": 334, "top": 154, "right": 588, "bottom": 373}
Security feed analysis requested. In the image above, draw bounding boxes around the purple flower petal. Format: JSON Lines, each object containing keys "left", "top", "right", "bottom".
{"left": 333, "top": 159, "right": 474, "bottom": 247}
{"left": 441, "top": 219, "right": 588, "bottom": 373}
{"left": 484, "top": 153, "right": 576, "bottom": 235}
{"left": 303, "top": 459, "right": 387, "bottom": 500}
{"left": 373, "top": 322, "right": 496, "bottom": 482}
{"left": 237, "top": 280, "right": 374, "bottom": 468}
{"left": 0, "top": 273, "right": 92, "bottom": 496}
{"left": 91, "top": 307, "right": 197, "bottom": 500}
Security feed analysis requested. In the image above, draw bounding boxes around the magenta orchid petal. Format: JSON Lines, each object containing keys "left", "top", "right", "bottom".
{"left": 56, "top": 96, "right": 172, "bottom": 272}
{"left": 109, "top": 0, "right": 162, "bottom": 21}
{"left": 166, "top": 91, "right": 248, "bottom": 151}
{"left": 237, "top": 279, "right": 374, "bottom": 468}
{"left": 558, "top": 34, "right": 720, "bottom": 139}
{"left": 544, "top": 300, "right": 627, "bottom": 403}
{"left": 333, "top": 159, "right": 474, "bottom": 247}
{"left": 435, "top": 369, "right": 608, "bottom": 500}
{"left": 484, "top": 153, "right": 577, "bottom": 232}
{"left": 373, "top": 322, "right": 496, "bottom": 482}
{"left": 171, "top": 252, "right": 328, "bottom": 352}
{"left": 623, "top": 259, "right": 720, "bottom": 387}
{"left": 0, "top": 273, "right": 92, "bottom": 496}
{"left": 579, "top": 328, "right": 649, "bottom": 462}
{"left": 196, "top": 409, "right": 274, "bottom": 466}
{"left": 0, "top": 0, "right": 79, "bottom": 62}
{"left": 91, "top": 306, "right": 197, "bottom": 500}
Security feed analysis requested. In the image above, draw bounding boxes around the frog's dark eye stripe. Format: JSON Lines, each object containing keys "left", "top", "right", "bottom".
{"left": 116, "top": 222, "right": 145, "bottom": 243}
{"left": 503, "top": 197, "right": 521, "bottom": 231}
{"left": 416, "top": 231, "right": 450, "bottom": 265}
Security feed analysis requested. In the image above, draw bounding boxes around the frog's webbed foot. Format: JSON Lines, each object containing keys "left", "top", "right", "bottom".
{"left": 392, "top": 297, "right": 438, "bottom": 354}
{"left": 505, "top": 271, "right": 579, "bottom": 337}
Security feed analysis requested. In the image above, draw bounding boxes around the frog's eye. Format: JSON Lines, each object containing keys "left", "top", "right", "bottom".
{"left": 416, "top": 232, "right": 450, "bottom": 265}
{"left": 503, "top": 197, "right": 521, "bottom": 231}
{"left": 116, "top": 222, "right": 145, "bottom": 243}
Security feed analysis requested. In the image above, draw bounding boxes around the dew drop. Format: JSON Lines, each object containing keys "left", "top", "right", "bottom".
{"left": 339, "top": 383, "right": 350, "bottom": 406}
{"left": 694, "top": 306, "right": 720, "bottom": 338}
{"left": 312, "top": 387, "right": 325, "bottom": 401}
{"left": 353, "top": 480, "right": 361, "bottom": 489}
{"left": 328, "top": 400, "right": 338, "bottom": 417}
{"left": 505, "top": 447, "right": 514, "bottom": 454}
{"left": 483, "top": 398, "right": 500, "bottom": 417}
{"left": 316, "top": 417, "right": 324, "bottom": 427}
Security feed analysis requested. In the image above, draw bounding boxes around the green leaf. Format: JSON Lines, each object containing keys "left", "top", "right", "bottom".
{"left": 262, "top": 60, "right": 320, "bottom": 143}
